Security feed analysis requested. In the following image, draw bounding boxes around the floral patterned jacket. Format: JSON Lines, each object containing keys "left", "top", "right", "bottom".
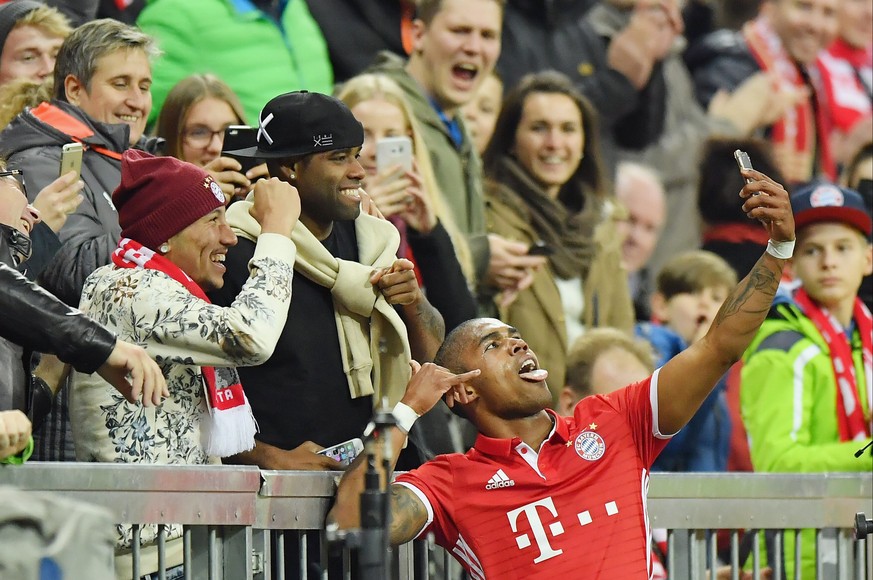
{"left": 70, "top": 233, "right": 296, "bottom": 466}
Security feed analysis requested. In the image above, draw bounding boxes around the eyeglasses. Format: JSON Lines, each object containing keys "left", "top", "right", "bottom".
{"left": 182, "top": 125, "right": 228, "bottom": 148}
{"left": 0, "top": 169, "right": 26, "bottom": 196}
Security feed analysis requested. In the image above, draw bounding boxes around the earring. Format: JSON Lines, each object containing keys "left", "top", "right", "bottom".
{"left": 289, "top": 173, "right": 296, "bottom": 179}
{"left": 159, "top": 243, "right": 170, "bottom": 254}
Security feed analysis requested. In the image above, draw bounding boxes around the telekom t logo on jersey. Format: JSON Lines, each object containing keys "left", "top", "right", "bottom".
{"left": 507, "top": 498, "right": 564, "bottom": 563}
{"left": 507, "top": 496, "right": 620, "bottom": 564}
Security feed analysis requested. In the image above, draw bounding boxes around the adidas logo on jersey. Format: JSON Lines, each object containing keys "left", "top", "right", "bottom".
{"left": 485, "top": 469, "right": 515, "bottom": 490}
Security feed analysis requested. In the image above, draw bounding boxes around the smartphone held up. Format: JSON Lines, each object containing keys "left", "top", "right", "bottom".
{"left": 734, "top": 149, "right": 755, "bottom": 184}
{"left": 376, "top": 136, "right": 413, "bottom": 175}
{"left": 222, "top": 125, "right": 263, "bottom": 174}
{"left": 59, "top": 142, "right": 83, "bottom": 180}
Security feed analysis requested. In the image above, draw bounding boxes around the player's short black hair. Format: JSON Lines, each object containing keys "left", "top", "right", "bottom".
{"left": 434, "top": 319, "right": 483, "bottom": 420}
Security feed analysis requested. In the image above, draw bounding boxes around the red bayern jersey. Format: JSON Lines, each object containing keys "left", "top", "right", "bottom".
{"left": 394, "top": 369, "right": 672, "bottom": 579}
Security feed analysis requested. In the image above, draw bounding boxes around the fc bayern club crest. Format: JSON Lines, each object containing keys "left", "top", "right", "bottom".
{"left": 574, "top": 431, "right": 606, "bottom": 461}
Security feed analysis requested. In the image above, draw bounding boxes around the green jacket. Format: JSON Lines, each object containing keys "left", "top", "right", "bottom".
{"left": 740, "top": 297, "right": 872, "bottom": 578}
{"left": 138, "top": 0, "right": 333, "bottom": 125}
{"left": 367, "top": 52, "right": 490, "bottom": 285}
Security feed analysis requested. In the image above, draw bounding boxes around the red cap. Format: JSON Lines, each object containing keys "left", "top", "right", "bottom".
{"left": 113, "top": 150, "right": 226, "bottom": 250}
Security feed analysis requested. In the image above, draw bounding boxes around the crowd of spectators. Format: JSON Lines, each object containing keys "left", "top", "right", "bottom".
{"left": 0, "top": 0, "right": 869, "bottom": 577}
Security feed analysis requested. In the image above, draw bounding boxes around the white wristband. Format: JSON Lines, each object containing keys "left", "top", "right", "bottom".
{"left": 393, "top": 402, "right": 420, "bottom": 435}
{"left": 766, "top": 239, "right": 795, "bottom": 259}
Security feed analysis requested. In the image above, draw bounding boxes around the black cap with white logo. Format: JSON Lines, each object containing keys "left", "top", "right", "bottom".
{"left": 226, "top": 90, "right": 364, "bottom": 159}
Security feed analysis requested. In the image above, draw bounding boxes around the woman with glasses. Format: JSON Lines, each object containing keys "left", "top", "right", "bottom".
{"left": 155, "top": 74, "right": 268, "bottom": 204}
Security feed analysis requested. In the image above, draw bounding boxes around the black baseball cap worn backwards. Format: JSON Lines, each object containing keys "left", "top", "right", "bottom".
{"left": 226, "top": 90, "right": 364, "bottom": 159}
{"left": 790, "top": 182, "right": 872, "bottom": 238}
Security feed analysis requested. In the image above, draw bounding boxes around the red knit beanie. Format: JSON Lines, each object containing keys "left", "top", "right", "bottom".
{"left": 113, "top": 150, "right": 226, "bottom": 250}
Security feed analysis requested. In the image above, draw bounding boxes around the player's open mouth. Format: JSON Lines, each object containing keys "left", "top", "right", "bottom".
{"left": 519, "top": 357, "right": 548, "bottom": 383}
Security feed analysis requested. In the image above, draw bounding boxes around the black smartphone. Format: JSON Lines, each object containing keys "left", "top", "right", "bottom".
{"left": 734, "top": 149, "right": 754, "bottom": 184}
{"left": 528, "top": 241, "right": 555, "bottom": 256}
{"left": 222, "top": 125, "right": 262, "bottom": 174}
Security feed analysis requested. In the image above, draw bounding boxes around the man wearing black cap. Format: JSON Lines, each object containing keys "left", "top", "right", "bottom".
{"left": 213, "top": 90, "right": 445, "bottom": 472}
{"left": 740, "top": 182, "right": 873, "bottom": 578}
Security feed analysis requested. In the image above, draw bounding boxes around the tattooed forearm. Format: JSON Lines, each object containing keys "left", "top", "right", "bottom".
{"left": 389, "top": 485, "right": 428, "bottom": 545}
{"left": 713, "top": 262, "right": 780, "bottom": 328}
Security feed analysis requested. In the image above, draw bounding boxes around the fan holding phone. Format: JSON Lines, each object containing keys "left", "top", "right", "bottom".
{"left": 18, "top": 142, "right": 86, "bottom": 257}
{"left": 155, "top": 74, "right": 269, "bottom": 203}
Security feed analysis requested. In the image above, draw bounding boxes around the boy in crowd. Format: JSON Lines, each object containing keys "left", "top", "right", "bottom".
{"left": 741, "top": 182, "right": 872, "bottom": 579}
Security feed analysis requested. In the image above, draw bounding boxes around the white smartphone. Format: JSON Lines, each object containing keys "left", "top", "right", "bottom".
{"left": 60, "top": 142, "right": 84, "bottom": 180}
{"left": 376, "top": 136, "right": 413, "bottom": 174}
{"left": 316, "top": 437, "right": 364, "bottom": 466}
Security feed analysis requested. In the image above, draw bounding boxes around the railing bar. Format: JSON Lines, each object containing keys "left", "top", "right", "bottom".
{"left": 816, "top": 528, "right": 823, "bottom": 580}
{"left": 132, "top": 523, "right": 141, "bottom": 580}
{"left": 275, "top": 530, "right": 285, "bottom": 580}
{"left": 344, "top": 543, "right": 353, "bottom": 580}
{"left": 183, "top": 526, "right": 192, "bottom": 580}
{"left": 709, "top": 529, "right": 718, "bottom": 580}
{"left": 854, "top": 535, "right": 865, "bottom": 580}
{"left": 209, "top": 526, "right": 218, "bottom": 580}
{"left": 667, "top": 528, "right": 675, "bottom": 576}
{"left": 691, "top": 528, "right": 706, "bottom": 579}
{"left": 299, "top": 532, "right": 307, "bottom": 580}
{"left": 319, "top": 529, "right": 329, "bottom": 580}
{"left": 773, "top": 529, "right": 782, "bottom": 580}
{"left": 158, "top": 523, "right": 167, "bottom": 580}
{"left": 752, "top": 529, "right": 760, "bottom": 579}
{"left": 794, "top": 528, "right": 802, "bottom": 580}
{"left": 730, "top": 529, "right": 739, "bottom": 580}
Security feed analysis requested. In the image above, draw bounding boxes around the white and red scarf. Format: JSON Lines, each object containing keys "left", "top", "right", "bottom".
{"left": 794, "top": 288, "right": 873, "bottom": 441}
{"left": 112, "top": 237, "right": 257, "bottom": 457}
{"left": 743, "top": 16, "right": 836, "bottom": 182}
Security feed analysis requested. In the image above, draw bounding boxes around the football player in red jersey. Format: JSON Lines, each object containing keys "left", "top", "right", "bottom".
{"left": 328, "top": 168, "right": 794, "bottom": 579}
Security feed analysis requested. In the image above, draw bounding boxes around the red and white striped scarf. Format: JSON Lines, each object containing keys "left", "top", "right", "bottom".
{"left": 794, "top": 288, "right": 873, "bottom": 441}
{"left": 112, "top": 237, "right": 257, "bottom": 457}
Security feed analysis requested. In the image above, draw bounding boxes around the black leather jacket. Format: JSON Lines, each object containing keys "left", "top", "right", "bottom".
{"left": 0, "top": 235, "right": 116, "bottom": 415}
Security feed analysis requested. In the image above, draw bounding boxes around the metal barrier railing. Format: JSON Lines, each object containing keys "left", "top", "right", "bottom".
{"left": 0, "top": 464, "right": 870, "bottom": 579}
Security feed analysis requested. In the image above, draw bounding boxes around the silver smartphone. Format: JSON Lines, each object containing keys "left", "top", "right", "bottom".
{"left": 59, "top": 142, "right": 84, "bottom": 180}
{"left": 734, "top": 149, "right": 754, "bottom": 183}
{"left": 376, "top": 136, "right": 413, "bottom": 174}
{"left": 316, "top": 437, "right": 364, "bottom": 466}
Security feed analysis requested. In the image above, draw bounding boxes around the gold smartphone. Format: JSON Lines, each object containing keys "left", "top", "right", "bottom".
{"left": 59, "top": 142, "right": 83, "bottom": 180}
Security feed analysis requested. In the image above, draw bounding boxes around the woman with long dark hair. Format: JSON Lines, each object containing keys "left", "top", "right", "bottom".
{"left": 483, "top": 71, "right": 633, "bottom": 398}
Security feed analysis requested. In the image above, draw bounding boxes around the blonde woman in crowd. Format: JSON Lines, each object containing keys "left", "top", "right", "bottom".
{"left": 155, "top": 73, "right": 267, "bottom": 203}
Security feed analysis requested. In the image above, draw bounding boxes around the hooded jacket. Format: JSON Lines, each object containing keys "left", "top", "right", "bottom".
{"left": 0, "top": 100, "right": 159, "bottom": 306}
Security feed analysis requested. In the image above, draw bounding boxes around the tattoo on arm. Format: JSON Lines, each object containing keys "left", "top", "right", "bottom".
{"left": 415, "top": 300, "right": 445, "bottom": 342}
{"left": 713, "top": 262, "right": 780, "bottom": 329}
{"left": 389, "top": 485, "right": 428, "bottom": 545}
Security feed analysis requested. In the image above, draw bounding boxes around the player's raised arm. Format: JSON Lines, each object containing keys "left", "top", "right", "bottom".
{"left": 656, "top": 169, "right": 795, "bottom": 434}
